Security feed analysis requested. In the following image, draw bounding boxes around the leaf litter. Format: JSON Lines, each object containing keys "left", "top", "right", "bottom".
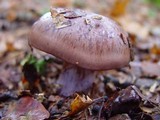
{"left": 0, "top": 0, "right": 160, "bottom": 119}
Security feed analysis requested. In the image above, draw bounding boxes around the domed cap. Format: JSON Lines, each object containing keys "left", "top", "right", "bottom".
{"left": 29, "top": 8, "right": 132, "bottom": 70}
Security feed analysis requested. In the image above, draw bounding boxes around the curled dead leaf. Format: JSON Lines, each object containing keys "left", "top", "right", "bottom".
{"left": 140, "top": 106, "right": 155, "bottom": 114}
{"left": 68, "top": 94, "right": 92, "bottom": 116}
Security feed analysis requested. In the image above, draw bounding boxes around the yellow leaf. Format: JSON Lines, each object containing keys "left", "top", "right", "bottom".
{"left": 110, "top": 0, "right": 130, "bottom": 17}
{"left": 69, "top": 94, "right": 92, "bottom": 116}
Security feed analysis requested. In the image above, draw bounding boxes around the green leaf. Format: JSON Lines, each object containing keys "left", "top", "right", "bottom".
{"left": 35, "top": 59, "right": 47, "bottom": 75}
{"left": 21, "top": 54, "right": 47, "bottom": 75}
{"left": 21, "top": 54, "right": 36, "bottom": 66}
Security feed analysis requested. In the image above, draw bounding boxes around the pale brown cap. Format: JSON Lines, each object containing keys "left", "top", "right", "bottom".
{"left": 29, "top": 8, "right": 132, "bottom": 70}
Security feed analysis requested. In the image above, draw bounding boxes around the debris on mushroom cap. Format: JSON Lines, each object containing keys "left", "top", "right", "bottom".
{"left": 51, "top": 7, "right": 86, "bottom": 19}
{"left": 28, "top": 8, "right": 132, "bottom": 70}
{"left": 92, "top": 15, "right": 102, "bottom": 20}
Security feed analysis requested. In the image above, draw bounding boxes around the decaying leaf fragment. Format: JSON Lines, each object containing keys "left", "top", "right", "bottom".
{"left": 103, "top": 86, "right": 141, "bottom": 117}
{"left": 3, "top": 96, "right": 50, "bottom": 120}
{"left": 50, "top": 8, "right": 71, "bottom": 29}
{"left": 68, "top": 94, "right": 92, "bottom": 116}
{"left": 50, "top": 8, "right": 86, "bottom": 29}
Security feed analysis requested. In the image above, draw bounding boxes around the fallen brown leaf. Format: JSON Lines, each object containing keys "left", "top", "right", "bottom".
{"left": 103, "top": 86, "right": 141, "bottom": 118}
{"left": 3, "top": 96, "right": 50, "bottom": 120}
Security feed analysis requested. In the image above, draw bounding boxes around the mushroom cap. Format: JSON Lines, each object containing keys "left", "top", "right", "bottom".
{"left": 29, "top": 8, "right": 132, "bottom": 70}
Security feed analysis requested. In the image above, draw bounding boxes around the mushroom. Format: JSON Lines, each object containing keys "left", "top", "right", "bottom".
{"left": 28, "top": 8, "right": 133, "bottom": 96}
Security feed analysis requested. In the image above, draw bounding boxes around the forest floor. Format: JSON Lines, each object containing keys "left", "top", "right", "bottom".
{"left": 0, "top": 0, "right": 160, "bottom": 120}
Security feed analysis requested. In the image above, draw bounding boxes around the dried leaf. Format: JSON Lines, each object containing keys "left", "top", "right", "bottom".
{"left": 50, "top": 8, "right": 59, "bottom": 18}
{"left": 103, "top": 86, "right": 141, "bottom": 117}
{"left": 3, "top": 96, "right": 50, "bottom": 120}
{"left": 50, "top": 8, "right": 87, "bottom": 29}
{"left": 68, "top": 94, "right": 92, "bottom": 116}
{"left": 140, "top": 106, "right": 155, "bottom": 114}
{"left": 51, "top": 9, "right": 72, "bottom": 29}
{"left": 55, "top": 19, "right": 72, "bottom": 29}
{"left": 51, "top": 7, "right": 86, "bottom": 19}
{"left": 131, "top": 85, "right": 160, "bottom": 106}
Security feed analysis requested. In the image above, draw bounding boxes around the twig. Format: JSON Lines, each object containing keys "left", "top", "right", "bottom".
{"left": 98, "top": 101, "right": 104, "bottom": 120}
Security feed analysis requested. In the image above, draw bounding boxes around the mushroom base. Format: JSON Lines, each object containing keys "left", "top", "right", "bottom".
{"left": 57, "top": 65, "right": 95, "bottom": 96}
